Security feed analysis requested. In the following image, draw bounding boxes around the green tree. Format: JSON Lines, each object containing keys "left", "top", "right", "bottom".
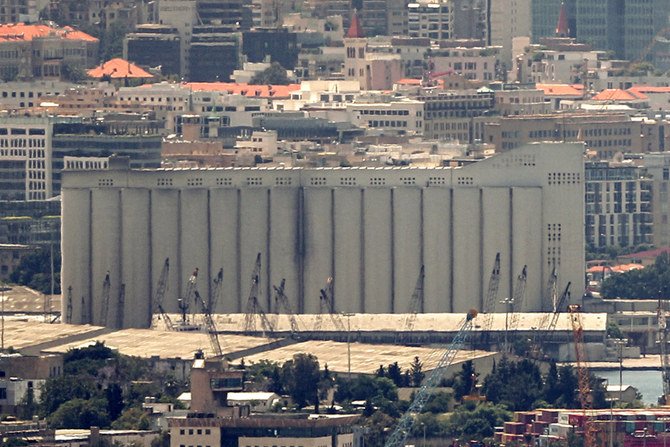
{"left": 48, "top": 398, "right": 110, "bottom": 429}
{"left": 422, "top": 391, "right": 451, "bottom": 414}
{"left": 280, "top": 354, "right": 320, "bottom": 409}
{"left": 453, "top": 360, "right": 476, "bottom": 401}
{"left": 112, "top": 407, "right": 151, "bottom": 430}
{"left": 445, "top": 402, "right": 512, "bottom": 441}
{"left": 543, "top": 360, "right": 561, "bottom": 405}
{"left": 106, "top": 384, "right": 124, "bottom": 421}
{"left": 9, "top": 248, "right": 61, "bottom": 294}
{"left": 556, "top": 365, "right": 579, "bottom": 408}
{"left": 61, "top": 61, "right": 90, "bottom": 82}
{"left": 409, "top": 356, "right": 424, "bottom": 387}
{"left": 249, "top": 63, "right": 291, "bottom": 85}
{"left": 363, "top": 410, "right": 397, "bottom": 447}
{"left": 601, "top": 252, "right": 670, "bottom": 299}
{"left": 40, "top": 375, "right": 97, "bottom": 416}
{"left": 482, "top": 358, "right": 543, "bottom": 410}
{"left": 386, "top": 362, "right": 404, "bottom": 387}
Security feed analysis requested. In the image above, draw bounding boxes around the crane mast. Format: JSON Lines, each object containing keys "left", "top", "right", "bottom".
{"left": 208, "top": 268, "right": 224, "bottom": 314}
{"left": 179, "top": 268, "right": 199, "bottom": 325}
{"left": 384, "top": 309, "right": 478, "bottom": 447}
{"left": 533, "top": 282, "right": 572, "bottom": 359}
{"left": 658, "top": 299, "right": 670, "bottom": 403}
{"left": 568, "top": 304, "right": 595, "bottom": 447}
{"left": 244, "top": 254, "right": 274, "bottom": 336}
{"left": 479, "top": 253, "right": 501, "bottom": 344}
{"left": 273, "top": 279, "right": 301, "bottom": 336}
{"left": 65, "top": 286, "right": 73, "bottom": 324}
{"left": 99, "top": 272, "right": 111, "bottom": 326}
{"left": 315, "top": 277, "right": 345, "bottom": 332}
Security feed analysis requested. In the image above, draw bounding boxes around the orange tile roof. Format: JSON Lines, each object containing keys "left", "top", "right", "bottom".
{"left": 87, "top": 58, "right": 154, "bottom": 79}
{"left": 0, "top": 23, "right": 97, "bottom": 42}
{"left": 536, "top": 83, "right": 583, "bottom": 97}
{"left": 182, "top": 82, "right": 300, "bottom": 98}
{"left": 628, "top": 85, "right": 670, "bottom": 94}
{"left": 591, "top": 88, "right": 646, "bottom": 101}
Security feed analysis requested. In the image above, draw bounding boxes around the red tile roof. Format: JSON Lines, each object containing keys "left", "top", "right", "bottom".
{"left": 182, "top": 82, "right": 300, "bottom": 98}
{"left": 346, "top": 10, "right": 365, "bottom": 39}
{"left": 591, "top": 88, "right": 647, "bottom": 101}
{"left": 536, "top": 83, "right": 583, "bottom": 97}
{"left": 628, "top": 85, "right": 670, "bottom": 94}
{"left": 87, "top": 58, "right": 154, "bottom": 79}
{"left": 0, "top": 23, "right": 97, "bottom": 42}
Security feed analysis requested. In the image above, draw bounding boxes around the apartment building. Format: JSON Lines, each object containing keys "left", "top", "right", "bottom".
{"left": 347, "top": 98, "right": 424, "bottom": 134}
{"left": 0, "top": 80, "right": 76, "bottom": 109}
{"left": 407, "top": 1, "right": 452, "bottom": 40}
{"left": 124, "top": 24, "right": 182, "bottom": 76}
{"left": 0, "top": 0, "right": 41, "bottom": 23}
{"left": 0, "top": 23, "right": 98, "bottom": 81}
{"left": 644, "top": 152, "right": 670, "bottom": 247}
{"left": 431, "top": 45, "right": 501, "bottom": 81}
{"left": 484, "top": 113, "right": 660, "bottom": 158}
{"left": 584, "top": 161, "right": 653, "bottom": 248}
{"left": 415, "top": 89, "right": 493, "bottom": 141}
{"left": 493, "top": 87, "right": 549, "bottom": 117}
{"left": 0, "top": 116, "right": 52, "bottom": 201}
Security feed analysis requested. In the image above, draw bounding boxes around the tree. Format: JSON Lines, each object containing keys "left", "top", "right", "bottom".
{"left": 482, "top": 358, "right": 543, "bottom": 410}
{"left": 386, "top": 362, "right": 404, "bottom": 387}
{"left": 106, "top": 384, "right": 124, "bottom": 421}
{"left": 601, "top": 252, "right": 670, "bottom": 299}
{"left": 61, "top": 61, "right": 89, "bottom": 82}
{"left": 363, "top": 410, "right": 397, "bottom": 447}
{"left": 445, "top": 402, "right": 512, "bottom": 441}
{"left": 280, "top": 354, "right": 320, "bottom": 409}
{"left": 9, "top": 248, "right": 61, "bottom": 294}
{"left": 422, "top": 391, "right": 451, "bottom": 414}
{"left": 543, "top": 360, "right": 561, "bottom": 404}
{"left": 453, "top": 361, "right": 476, "bottom": 401}
{"left": 112, "top": 407, "right": 151, "bottom": 430}
{"left": 48, "top": 398, "right": 110, "bottom": 429}
{"left": 40, "top": 375, "right": 97, "bottom": 416}
{"left": 409, "top": 356, "right": 424, "bottom": 387}
{"left": 249, "top": 63, "right": 291, "bottom": 85}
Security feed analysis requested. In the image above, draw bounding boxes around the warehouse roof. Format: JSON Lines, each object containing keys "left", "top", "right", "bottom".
{"left": 209, "top": 312, "right": 608, "bottom": 333}
{"left": 238, "top": 339, "right": 497, "bottom": 375}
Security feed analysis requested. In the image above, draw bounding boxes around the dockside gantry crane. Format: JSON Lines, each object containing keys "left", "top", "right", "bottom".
{"left": 384, "top": 309, "right": 478, "bottom": 447}
{"left": 243, "top": 254, "right": 274, "bottom": 336}
{"left": 151, "top": 258, "right": 174, "bottom": 330}
{"left": 273, "top": 279, "right": 301, "bottom": 337}
{"left": 398, "top": 266, "right": 425, "bottom": 344}
{"left": 195, "top": 288, "right": 223, "bottom": 358}
{"left": 534, "top": 282, "right": 572, "bottom": 358}
{"left": 314, "top": 277, "right": 346, "bottom": 332}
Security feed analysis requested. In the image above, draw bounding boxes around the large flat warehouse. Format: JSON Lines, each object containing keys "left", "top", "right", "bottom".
{"left": 61, "top": 142, "right": 585, "bottom": 327}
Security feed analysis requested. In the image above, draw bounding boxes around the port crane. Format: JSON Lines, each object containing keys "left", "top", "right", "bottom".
{"left": 273, "top": 279, "right": 301, "bottom": 337}
{"left": 194, "top": 288, "right": 224, "bottom": 358}
{"left": 207, "top": 268, "right": 224, "bottom": 314}
{"left": 479, "top": 253, "right": 501, "bottom": 345}
{"left": 243, "top": 254, "right": 274, "bottom": 336}
{"left": 533, "top": 282, "right": 572, "bottom": 358}
{"left": 568, "top": 304, "right": 596, "bottom": 447}
{"left": 384, "top": 309, "right": 478, "bottom": 447}
{"left": 178, "top": 268, "right": 199, "bottom": 326}
{"left": 506, "top": 265, "right": 528, "bottom": 339}
{"left": 99, "top": 272, "right": 111, "bottom": 326}
{"left": 313, "top": 277, "right": 346, "bottom": 332}
{"left": 398, "top": 266, "right": 425, "bottom": 344}
{"left": 151, "top": 258, "right": 174, "bottom": 330}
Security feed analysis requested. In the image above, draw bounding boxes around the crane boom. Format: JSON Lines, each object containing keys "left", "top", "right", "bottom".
{"left": 480, "top": 253, "right": 501, "bottom": 341}
{"left": 99, "top": 272, "right": 111, "bottom": 326}
{"left": 195, "top": 290, "right": 223, "bottom": 358}
{"left": 151, "top": 258, "right": 172, "bottom": 328}
{"left": 507, "top": 265, "right": 528, "bottom": 333}
{"left": 65, "top": 286, "right": 73, "bottom": 324}
{"left": 384, "top": 309, "right": 478, "bottom": 447}
{"left": 318, "top": 277, "right": 345, "bottom": 332}
{"left": 208, "top": 268, "right": 224, "bottom": 314}
{"left": 401, "top": 266, "right": 425, "bottom": 333}
{"left": 533, "top": 282, "right": 571, "bottom": 359}
{"left": 568, "top": 304, "right": 595, "bottom": 447}
{"left": 244, "top": 254, "right": 275, "bottom": 336}
{"left": 273, "top": 279, "right": 301, "bottom": 336}
{"left": 658, "top": 299, "right": 670, "bottom": 403}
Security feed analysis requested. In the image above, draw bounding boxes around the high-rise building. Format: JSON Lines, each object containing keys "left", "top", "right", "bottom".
{"left": 124, "top": 24, "right": 182, "bottom": 76}
{"left": 531, "top": 0, "right": 576, "bottom": 42}
{"left": 490, "top": 0, "right": 531, "bottom": 67}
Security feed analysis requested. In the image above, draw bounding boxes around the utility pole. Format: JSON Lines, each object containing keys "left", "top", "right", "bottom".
{"left": 342, "top": 312, "right": 354, "bottom": 380}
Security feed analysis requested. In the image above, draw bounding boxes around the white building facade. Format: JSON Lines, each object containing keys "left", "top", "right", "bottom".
{"left": 61, "top": 142, "right": 585, "bottom": 327}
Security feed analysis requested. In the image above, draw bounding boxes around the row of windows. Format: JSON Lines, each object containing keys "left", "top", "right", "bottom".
{"left": 357, "top": 109, "right": 412, "bottom": 116}
{"left": 179, "top": 428, "right": 212, "bottom": 436}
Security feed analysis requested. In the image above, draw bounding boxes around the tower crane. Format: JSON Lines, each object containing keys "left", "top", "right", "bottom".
{"left": 384, "top": 309, "right": 478, "bottom": 447}
{"left": 507, "top": 265, "right": 528, "bottom": 333}
{"left": 479, "top": 253, "right": 501, "bottom": 344}
{"left": 194, "top": 290, "right": 223, "bottom": 358}
{"left": 273, "top": 279, "right": 301, "bottom": 337}
{"left": 244, "top": 254, "right": 274, "bottom": 336}
{"left": 568, "top": 304, "right": 595, "bottom": 447}
{"left": 65, "top": 286, "right": 73, "bottom": 324}
{"left": 99, "top": 272, "right": 111, "bottom": 326}
{"left": 658, "top": 298, "right": 670, "bottom": 404}
{"left": 314, "top": 277, "right": 346, "bottom": 332}
{"left": 398, "top": 266, "right": 425, "bottom": 343}
{"left": 151, "top": 258, "right": 174, "bottom": 330}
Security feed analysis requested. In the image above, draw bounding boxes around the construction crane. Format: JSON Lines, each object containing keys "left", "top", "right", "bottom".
{"left": 116, "top": 284, "right": 125, "bottom": 329}
{"left": 479, "top": 253, "right": 501, "bottom": 344}
{"left": 99, "top": 272, "right": 111, "bottom": 326}
{"left": 65, "top": 286, "right": 73, "bottom": 324}
{"left": 658, "top": 298, "right": 670, "bottom": 404}
{"left": 568, "top": 304, "right": 595, "bottom": 447}
{"left": 507, "top": 265, "right": 528, "bottom": 334}
{"left": 244, "top": 254, "right": 274, "bottom": 336}
{"left": 194, "top": 290, "right": 224, "bottom": 358}
{"left": 151, "top": 258, "right": 174, "bottom": 330}
{"left": 314, "top": 277, "right": 346, "bottom": 332}
{"left": 400, "top": 266, "right": 425, "bottom": 336}
{"left": 384, "top": 309, "right": 478, "bottom": 447}
{"left": 273, "top": 279, "right": 301, "bottom": 337}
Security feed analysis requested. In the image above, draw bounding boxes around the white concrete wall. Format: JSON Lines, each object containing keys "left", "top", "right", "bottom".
{"left": 60, "top": 143, "right": 585, "bottom": 328}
